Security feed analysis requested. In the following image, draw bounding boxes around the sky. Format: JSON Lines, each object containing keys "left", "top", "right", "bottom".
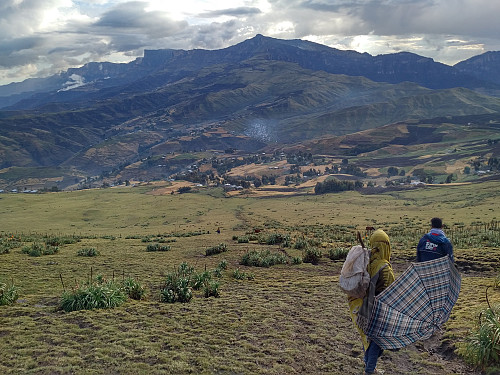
{"left": 1, "top": 0, "right": 500, "bottom": 86}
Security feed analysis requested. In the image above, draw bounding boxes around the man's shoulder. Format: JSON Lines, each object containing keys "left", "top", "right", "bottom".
{"left": 418, "top": 234, "right": 430, "bottom": 243}
{"left": 417, "top": 235, "right": 428, "bottom": 250}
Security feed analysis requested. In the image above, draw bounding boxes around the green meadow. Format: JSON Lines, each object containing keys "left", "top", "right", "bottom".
{"left": 1, "top": 181, "right": 499, "bottom": 374}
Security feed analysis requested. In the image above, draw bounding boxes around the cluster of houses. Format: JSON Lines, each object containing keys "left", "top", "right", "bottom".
{"left": 0, "top": 189, "right": 38, "bottom": 194}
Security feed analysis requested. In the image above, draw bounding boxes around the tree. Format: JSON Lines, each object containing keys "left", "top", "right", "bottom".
{"left": 387, "top": 167, "right": 399, "bottom": 177}
{"left": 178, "top": 186, "right": 192, "bottom": 194}
{"left": 464, "top": 166, "right": 471, "bottom": 175}
{"left": 488, "top": 157, "right": 499, "bottom": 171}
{"left": 289, "top": 164, "right": 300, "bottom": 174}
{"left": 314, "top": 178, "right": 361, "bottom": 194}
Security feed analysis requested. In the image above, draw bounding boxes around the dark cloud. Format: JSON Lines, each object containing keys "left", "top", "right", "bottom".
{"left": 0, "top": 37, "right": 42, "bottom": 55}
{"left": 0, "top": 37, "right": 45, "bottom": 68}
{"left": 198, "top": 7, "right": 262, "bottom": 18}
{"left": 94, "top": 1, "right": 188, "bottom": 37}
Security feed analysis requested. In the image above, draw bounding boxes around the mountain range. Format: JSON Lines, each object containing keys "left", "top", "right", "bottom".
{"left": 1, "top": 34, "right": 500, "bottom": 186}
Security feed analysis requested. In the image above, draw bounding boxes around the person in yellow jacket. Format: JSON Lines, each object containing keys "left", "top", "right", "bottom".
{"left": 348, "top": 229, "right": 395, "bottom": 375}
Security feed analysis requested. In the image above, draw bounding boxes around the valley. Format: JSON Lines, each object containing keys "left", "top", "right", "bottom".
{"left": 1, "top": 35, "right": 500, "bottom": 194}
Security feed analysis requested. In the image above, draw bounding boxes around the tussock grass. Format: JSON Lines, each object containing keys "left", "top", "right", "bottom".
{"left": 240, "top": 249, "right": 289, "bottom": 267}
{"left": 59, "top": 274, "right": 132, "bottom": 312}
{"left": 21, "top": 242, "right": 59, "bottom": 256}
{"left": 0, "top": 280, "right": 18, "bottom": 305}
{"left": 146, "top": 243, "right": 171, "bottom": 252}
{"left": 77, "top": 247, "right": 99, "bottom": 257}
{"left": 461, "top": 304, "right": 500, "bottom": 370}
{"left": 328, "top": 247, "right": 350, "bottom": 260}
{"left": 205, "top": 243, "right": 228, "bottom": 256}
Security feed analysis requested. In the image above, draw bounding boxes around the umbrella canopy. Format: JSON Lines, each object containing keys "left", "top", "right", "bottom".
{"left": 361, "top": 256, "right": 461, "bottom": 349}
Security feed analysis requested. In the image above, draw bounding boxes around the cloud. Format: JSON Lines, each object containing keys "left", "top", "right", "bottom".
{"left": 94, "top": 1, "right": 188, "bottom": 36}
{"left": 198, "top": 7, "right": 262, "bottom": 18}
{"left": 1, "top": 0, "right": 500, "bottom": 85}
{"left": 58, "top": 73, "right": 87, "bottom": 91}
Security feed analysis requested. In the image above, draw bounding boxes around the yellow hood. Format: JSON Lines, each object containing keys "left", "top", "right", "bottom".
{"left": 368, "top": 229, "right": 391, "bottom": 276}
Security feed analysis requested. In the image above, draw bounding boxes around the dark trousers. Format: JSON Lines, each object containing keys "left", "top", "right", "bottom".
{"left": 364, "top": 340, "right": 383, "bottom": 373}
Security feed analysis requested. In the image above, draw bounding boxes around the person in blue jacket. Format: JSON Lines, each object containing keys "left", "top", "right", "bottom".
{"left": 417, "top": 217, "right": 454, "bottom": 263}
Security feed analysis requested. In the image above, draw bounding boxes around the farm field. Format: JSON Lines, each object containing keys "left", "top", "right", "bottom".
{"left": 1, "top": 181, "right": 499, "bottom": 375}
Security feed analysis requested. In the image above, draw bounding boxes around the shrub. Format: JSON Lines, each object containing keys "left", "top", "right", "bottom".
{"left": 282, "top": 236, "right": 292, "bottom": 248}
{"left": 158, "top": 238, "right": 176, "bottom": 243}
{"left": 217, "top": 260, "right": 228, "bottom": 270}
{"left": 237, "top": 236, "right": 249, "bottom": 243}
{"left": 461, "top": 304, "right": 500, "bottom": 370}
{"left": 122, "top": 277, "right": 145, "bottom": 300}
{"left": 22, "top": 243, "right": 59, "bottom": 257}
{"left": 294, "top": 238, "right": 308, "bottom": 250}
{"left": 232, "top": 269, "right": 254, "bottom": 280}
{"left": 146, "top": 243, "right": 171, "bottom": 252}
{"left": 191, "top": 271, "right": 212, "bottom": 290}
{"left": 45, "top": 235, "right": 80, "bottom": 246}
{"left": 307, "top": 238, "right": 321, "bottom": 247}
{"left": 43, "top": 245, "right": 59, "bottom": 255}
{"left": 160, "top": 263, "right": 194, "bottom": 303}
{"left": 240, "top": 249, "right": 289, "bottom": 267}
{"left": 328, "top": 247, "right": 349, "bottom": 261}
{"left": 1, "top": 236, "right": 21, "bottom": 255}
{"left": 177, "top": 186, "right": 192, "bottom": 194}
{"left": 60, "top": 276, "right": 127, "bottom": 312}
{"left": 178, "top": 262, "right": 195, "bottom": 276}
{"left": 0, "top": 281, "right": 19, "bottom": 306}
{"left": 302, "top": 247, "right": 322, "bottom": 264}
{"left": 77, "top": 247, "right": 99, "bottom": 257}
{"left": 263, "top": 233, "right": 288, "bottom": 245}
{"left": 461, "top": 277, "right": 500, "bottom": 371}
{"left": 204, "top": 280, "right": 220, "bottom": 298}
{"left": 212, "top": 268, "right": 223, "bottom": 278}
{"left": 205, "top": 243, "right": 228, "bottom": 256}
{"left": 292, "top": 256, "right": 303, "bottom": 265}
{"left": 247, "top": 234, "right": 259, "bottom": 242}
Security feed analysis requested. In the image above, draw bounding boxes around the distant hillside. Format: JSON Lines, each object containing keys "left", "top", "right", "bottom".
{"left": 455, "top": 51, "right": 500, "bottom": 85}
{"left": 1, "top": 35, "right": 500, "bottom": 185}
{"left": 2, "top": 57, "right": 500, "bottom": 173}
{"left": 289, "top": 113, "right": 500, "bottom": 161}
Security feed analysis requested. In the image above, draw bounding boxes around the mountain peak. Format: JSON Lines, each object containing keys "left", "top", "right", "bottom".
{"left": 455, "top": 51, "right": 500, "bottom": 85}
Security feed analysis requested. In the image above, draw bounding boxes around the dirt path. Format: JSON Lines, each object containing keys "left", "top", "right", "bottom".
{"left": 379, "top": 331, "right": 479, "bottom": 375}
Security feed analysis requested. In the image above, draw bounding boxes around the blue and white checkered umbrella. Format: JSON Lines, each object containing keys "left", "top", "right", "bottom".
{"left": 361, "top": 256, "right": 461, "bottom": 350}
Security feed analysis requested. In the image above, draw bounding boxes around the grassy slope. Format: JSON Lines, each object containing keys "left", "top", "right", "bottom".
{"left": 3, "top": 59, "right": 500, "bottom": 174}
{"left": 0, "top": 183, "right": 499, "bottom": 374}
